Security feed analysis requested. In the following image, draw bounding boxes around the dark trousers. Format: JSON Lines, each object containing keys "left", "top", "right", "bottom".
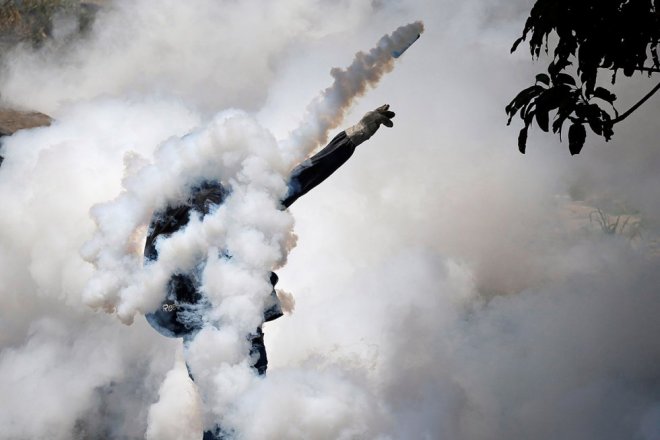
{"left": 145, "top": 282, "right": 278, "bottom": 439}
{"left": 185, "top": 328, "right": 267, "bottom": 440}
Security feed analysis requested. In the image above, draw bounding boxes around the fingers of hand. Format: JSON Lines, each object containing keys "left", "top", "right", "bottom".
{"left": 376, "top": 105, "right": 395, "bottom": 116}
{"left": 361, "top": 105, "right": 395, "bottom": 131}
{"left": 375, "top": 112, "right": 394, "bottom": 128}
{"left": 375, "top": 104, "right": 395, "bottom": 126}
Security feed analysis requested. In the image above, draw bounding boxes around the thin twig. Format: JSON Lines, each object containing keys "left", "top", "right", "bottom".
{"left": 637, "top": 67, "right": 660, "bottom": 74}
{"left": 610, "top": 81, "right": 660, "bottom": 124}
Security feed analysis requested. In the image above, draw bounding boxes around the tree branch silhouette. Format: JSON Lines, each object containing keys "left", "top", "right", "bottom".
{"left": 507, "top": 0, "right": 660, "bottom": 154}
{"left": 610, "top": 81, "right": 660, "bottom": 125}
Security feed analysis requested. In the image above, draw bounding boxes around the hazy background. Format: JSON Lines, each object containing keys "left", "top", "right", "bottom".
{"left": 0, "top": 0, "right": 659, "bottom": 439}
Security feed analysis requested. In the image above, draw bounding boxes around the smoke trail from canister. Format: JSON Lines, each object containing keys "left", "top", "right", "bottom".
{"left": 283, "top": 21, "right": 424, "bottom": 164}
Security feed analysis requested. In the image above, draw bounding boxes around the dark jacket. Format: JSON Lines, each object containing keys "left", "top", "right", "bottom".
{"left": 145, "top": 131, "right": 356, "bottom": 337}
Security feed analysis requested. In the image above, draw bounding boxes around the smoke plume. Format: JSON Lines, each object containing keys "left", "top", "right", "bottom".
{"left": 284, "top": 21, "right": 424, "bottom": 162}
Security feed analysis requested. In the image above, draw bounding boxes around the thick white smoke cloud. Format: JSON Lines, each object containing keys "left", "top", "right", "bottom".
{"left": 1, "top": 1, "right": 659, "bottom": 439}
{"left": 75, "top": 17, "right": 424, "bottom": 435}
{"left": 80, "top": 109, "right": 292, "bottom": 323}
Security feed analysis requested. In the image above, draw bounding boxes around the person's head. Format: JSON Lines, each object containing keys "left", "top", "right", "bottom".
{"left": 188, "top": 180, "right": 228, "bottom": 214}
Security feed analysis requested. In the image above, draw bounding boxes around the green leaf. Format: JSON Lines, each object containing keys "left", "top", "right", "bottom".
{"left": 568, "top": 123, "right": 586, "bottom": 155}
{"left": 518, "top": 127, "right": 528, "bottom": 154}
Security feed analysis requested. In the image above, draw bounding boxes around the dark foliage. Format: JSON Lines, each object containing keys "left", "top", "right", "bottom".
{"left": 507, "top": 0, "right": 660, "bottom": 154}
{"left": 0, "top": 0, "right": 99, "bottom": 49}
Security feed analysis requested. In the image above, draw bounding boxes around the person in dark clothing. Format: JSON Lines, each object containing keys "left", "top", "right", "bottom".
{"left": 143, "top": 105, "right": 395, "bottom": 439}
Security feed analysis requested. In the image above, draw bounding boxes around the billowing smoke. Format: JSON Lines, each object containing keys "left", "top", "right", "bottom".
{"left": 76, "top": 16, "right": 421, "bottom": 435}
{"left": 0, "top": 1, "right": 659, "bottom": 439}
{"left": 80, "top": 21, "right": 423, "bottom": 325}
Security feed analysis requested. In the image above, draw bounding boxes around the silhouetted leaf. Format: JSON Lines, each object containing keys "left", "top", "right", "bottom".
{"left": 548, "top": 58, "right": 572, "bottom": 77}
{"left": 574, "top": 103, "right": 588, "bottom": 120}
{"left": 506, "top": 85, "right": 543, "bottom": 124}
{"left": 511, "top": 36, "right": 525, "bottom": 53}
{"left": 603, "top": 123, "right": 614, "bottom": 141}
{"left": 518, "top": 127, "right": 528, "bottom": 154}
{"left": 555, "top": 73, "right": 576, "bottom": 86}
{"left": 536, "top": 108, "right": 549, "bottom": 132}
{"left": 599, "top": 110, "right": 615, "bottom": 141}
{"left": 524, "top": 106, "right": 535, "bottom": 126}
{"left": 552, "top": 118, "right": 562, "bottom": 135}
{"left": 586, "top": 103, "right": 602, "bottom": 121}
{"left": 592, "top": 87, "right": 617, "bottom": 103}
{"left": 552, "top": 103, "right": 575, "bottom": 138}
{"left": 552, "top": 117, "right": 565, "bottom": 135}
{"left": 535, "top": 73, "right": 550, "bottom": 85}
{"left": 568, "top": 123, "right": 586, "bottom": 155}
{"left": 582, "top": 77, "right": 597, "bottom": 95}
{"left": 588, "top": 119, "right": 603, "bottom": 136}
{"left": 538, "top": 86, "right": 571, "bottom": 112}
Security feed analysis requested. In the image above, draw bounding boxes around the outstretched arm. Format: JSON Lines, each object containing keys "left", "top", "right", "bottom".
{"left": 281, "top": 104, "right": 395, "bottom": 208}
